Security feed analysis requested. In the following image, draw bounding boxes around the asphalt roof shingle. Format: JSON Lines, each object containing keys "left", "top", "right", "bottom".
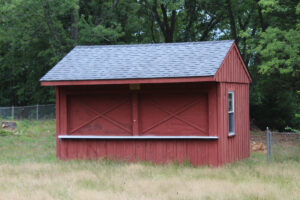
{"left": 40, "top": 40, "right": 234, "bottom": 81}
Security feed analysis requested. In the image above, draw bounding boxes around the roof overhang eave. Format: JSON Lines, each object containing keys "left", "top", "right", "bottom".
{"left": 40, "top": 76, "right": 216, "bottom": 86}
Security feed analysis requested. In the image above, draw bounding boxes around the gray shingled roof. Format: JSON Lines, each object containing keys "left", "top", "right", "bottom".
{"left": 40, "top": 40, "right": 234, "bottom": 81}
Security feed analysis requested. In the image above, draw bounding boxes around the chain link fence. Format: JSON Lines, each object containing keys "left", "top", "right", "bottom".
{"left": 251, "top": 128, "right": 299, "bottom": 162}
{"left": 268, "top": 130, "right": 299, "bottom": 161}
{"left": 0, "top": 104, "right": 56, "bottom": 120}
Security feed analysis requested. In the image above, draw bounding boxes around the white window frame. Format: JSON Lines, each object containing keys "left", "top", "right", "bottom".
{"left": 228, "top": 91, "right": 235, "bottom": 136}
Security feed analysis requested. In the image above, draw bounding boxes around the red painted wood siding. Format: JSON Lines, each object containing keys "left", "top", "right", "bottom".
{"left": 59, "top": 139, "right": 217, "bottom": 165}
{"left": 53, "top": 42, "right": 251, "bottom": 166}
{"left": 56, "top": 87, "right": 60, "bottom": 158}
{"left": 215, "top": 43, "right": 251, "bottom": 83}
{"left": 67, "top": 93, "right": 132, "bottom": 136}
{"left": 61, "top": 83, "right": 215, "bottom": 138}
{"left": 217, "top": 83, "right": 250, "bottom": 165}
{"left": 56, "top": 83, "right": 219, "bottom": 166}
{"left": 139, "top": 91, "right": 208, "bottom": 136}
{"left": 214, "top": 42, "right": 251, "bottom": 165}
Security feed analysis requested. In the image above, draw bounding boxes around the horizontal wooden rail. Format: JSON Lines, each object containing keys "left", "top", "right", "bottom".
{"left": 58, "top": 135, "right": 218, "bottom": 140}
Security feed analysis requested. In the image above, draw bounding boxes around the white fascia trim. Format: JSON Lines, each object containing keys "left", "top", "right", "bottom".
{"left": 58, "top": 135, "right": 219, "bottom": 140}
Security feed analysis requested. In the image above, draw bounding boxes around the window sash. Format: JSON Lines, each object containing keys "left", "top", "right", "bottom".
{"left": 228, "top": 92, "right": 234, "bottom": 112}
{"left": 228, "top": 92, "right": 234, "bottom": 134}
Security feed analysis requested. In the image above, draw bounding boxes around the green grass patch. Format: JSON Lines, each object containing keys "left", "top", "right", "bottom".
{"left": 0, "top": 120, "right": 56, "bottom": 163}
{"left": 0, "top": 120, "right": 299, "bottom": 199}
{"left": 0, "top": 129, "right": 12, "bottom": 136}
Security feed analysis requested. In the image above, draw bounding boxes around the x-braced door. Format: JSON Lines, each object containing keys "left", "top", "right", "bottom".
{"left": 67, "top": 93, "right": 133, "bottom": 135}
{"left": 139, "top": 92, "right": 208, "bottom": 136}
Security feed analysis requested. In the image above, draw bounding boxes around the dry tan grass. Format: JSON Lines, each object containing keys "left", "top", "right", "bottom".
{"left": 1, "top": 121, "right": 299, "bottom": 200}
{"left": 0, "top": 157, "right": 299, "bottom": 200}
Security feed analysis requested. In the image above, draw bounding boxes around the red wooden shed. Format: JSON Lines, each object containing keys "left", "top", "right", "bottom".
{"left": 41, "top": 40, "right": 251, "bottom": 166}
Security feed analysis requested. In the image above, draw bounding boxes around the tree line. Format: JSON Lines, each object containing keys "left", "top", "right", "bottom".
{"left": 0, "top": 0, "right": 299, "bottom": 131}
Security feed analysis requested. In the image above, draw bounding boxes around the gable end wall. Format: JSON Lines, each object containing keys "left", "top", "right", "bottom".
{"left": 217, "top": 82, "right": 250, "bottom": 165}
{"left": 214, "top": 44, "right": 251, "bottom": 83}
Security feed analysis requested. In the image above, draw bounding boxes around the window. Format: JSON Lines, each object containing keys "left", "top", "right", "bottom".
{"left": 228, "top": 92, "right": 235, "bottom": 136}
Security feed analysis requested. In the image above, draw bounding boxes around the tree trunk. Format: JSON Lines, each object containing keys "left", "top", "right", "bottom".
{"left": 255, "top": 0, "right": 266, "bottom": 31}
{"left": 152, "top": 1, "right": 176, "bottom": 43}
{"left": 184, "top": 0, "right": 197, "bottom": 41}
{"left": 225, "top": 0, "right": 238, "bottom": 42}
{"left": 71, "top": 1, "right": 79, "bottom": 45}
{"left": 199, "top": 17, "right": 220, "bottom": 41}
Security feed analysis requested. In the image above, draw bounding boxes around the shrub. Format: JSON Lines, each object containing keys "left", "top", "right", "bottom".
{"left": 250, "top": 76, "right": 300, "bottom": 131}
{"left": 0, "top": 129, "right": 12, "bottom": 136}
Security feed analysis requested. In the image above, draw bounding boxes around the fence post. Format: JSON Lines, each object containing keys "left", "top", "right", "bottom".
{"left": 266, "top": 127, "right": 271, "bottom": 161}
{"left": 11, "top": 105, "right": 14, "bottom": 120}
{"left": 36, "top": 104, "right": 39, "bottom": 121}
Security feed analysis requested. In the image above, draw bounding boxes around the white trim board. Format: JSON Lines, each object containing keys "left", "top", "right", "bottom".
{"left": 58, "top": 135, "right": 218, "bottom": 140}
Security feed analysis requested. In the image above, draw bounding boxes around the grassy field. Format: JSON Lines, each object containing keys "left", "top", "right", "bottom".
{"left": 0, "top": 120, "right": 299, "bottom": 200}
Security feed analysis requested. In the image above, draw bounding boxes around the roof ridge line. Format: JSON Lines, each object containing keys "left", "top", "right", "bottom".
{"left": 75, "top": 40, "right": 234, "bottom": 48}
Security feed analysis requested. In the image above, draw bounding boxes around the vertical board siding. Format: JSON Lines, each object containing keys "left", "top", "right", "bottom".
{"left": 139, "top": 91, "right": 209, "bottom": 136}
{"left": 56, "top": 78, "right": 249, "bottom": 166}
{"left": 217, "top": 83, "right": 250, "bottom": 164}
{"left": 215, "top": 42, "right": 251, "bottom": 165}
{"left": 57, "top": 83, "right": 220, "bottom": 166}
{"left": 87, "top": 140, "right": 98, "bottom": 159}
{"left": 67, "top": 93, "right": 133, "bottom": 136}
{"left": 58, "top": 139, "right": 215, "bottom": 166}
{"left": 56, "top": 87, "right": 60, "bottom": 159}
{"left": 215, "top": 44, "right": 251, "bottom": 83}
{"left": 217, "top": 83, "right": 225, "bottom": 165}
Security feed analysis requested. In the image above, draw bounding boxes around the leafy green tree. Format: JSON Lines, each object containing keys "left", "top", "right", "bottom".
{"left": 0, "top": 0, "right": 128, "bottom": 105}
{"left": 248, "top": 0, "right": 300, "bottom": 130}
{"left": 0, "top": 0, "right": 299, "bottom": 130}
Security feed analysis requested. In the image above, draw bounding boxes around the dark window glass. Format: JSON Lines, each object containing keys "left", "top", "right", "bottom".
{"left": 229, "top": 112, "right": 234, "bottom": 133}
